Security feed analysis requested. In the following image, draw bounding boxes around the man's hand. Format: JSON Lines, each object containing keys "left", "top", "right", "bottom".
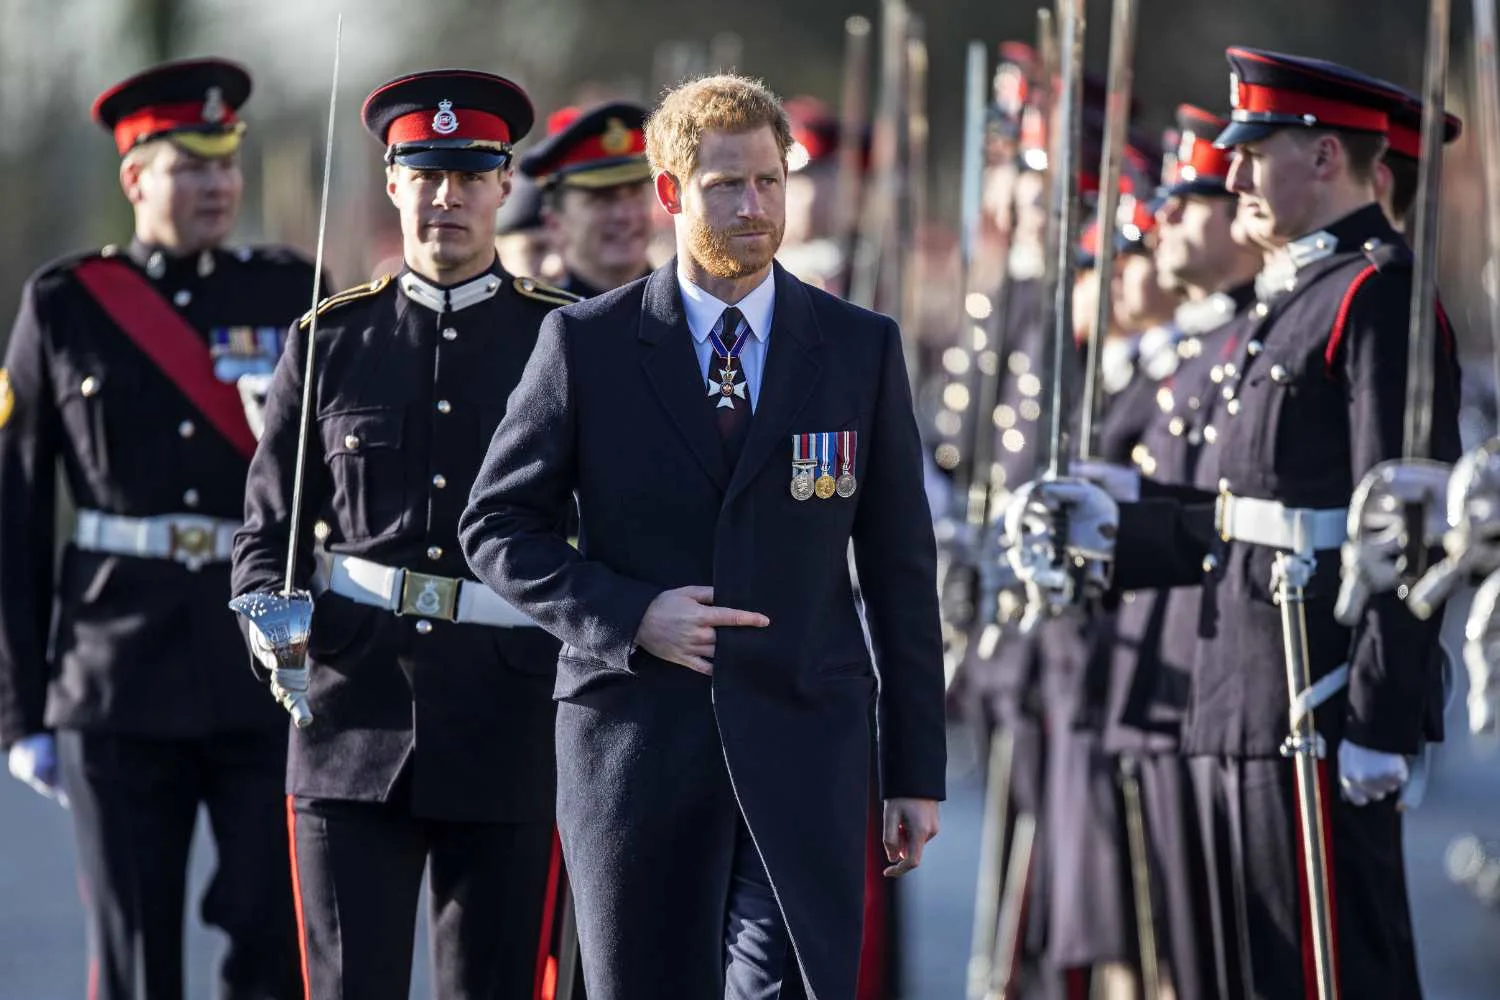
{"left": 882, "top": 797, "right": 940, "bottom": 877}
{"left": 634, "top": 586, "right": 770, "bottom": 676}
{"left": 1338, "top": 740, "right": 1410, "bottom": 806}
{"left": 7, "top": 733, "right": 69, "bottom": 808}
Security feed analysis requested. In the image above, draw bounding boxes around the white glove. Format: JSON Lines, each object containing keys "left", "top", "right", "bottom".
{"left": 249, "top": 623, "right": 314, "bottom": 729}
{"left": 1338, "top": 739, "right": 1410, "bottom": 807}
{"left": 7, "top": 733, "right": 69, "bottom": 808}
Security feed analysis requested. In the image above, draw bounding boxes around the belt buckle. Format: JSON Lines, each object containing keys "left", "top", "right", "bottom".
{"left": 398, "top": 571, "right": 460, "bottom": 621}
{"left": 1214, "top": 491, "right": 1232, "bottom": 542}
{"left": 168, "top": 519, "right": 218, "bottom": 571}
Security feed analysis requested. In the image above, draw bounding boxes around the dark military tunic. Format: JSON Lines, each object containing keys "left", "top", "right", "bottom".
{"left": 0, "top": 237, "right": 317, "bottom": 1000}
{"left": 1115, "top": 205, "right": 1460, "bottom": 1000}
{"left": 1101, "top": 286, "right": 1255, "bottom": 1000}
{"left": 0, "top": 239, "right": 316, "bottom": 743}
{"left": 232, "top": 260, "right": 574, "bottom": 1000}
{"left": 233, "top": 261, "right": 568, "bottom": 821}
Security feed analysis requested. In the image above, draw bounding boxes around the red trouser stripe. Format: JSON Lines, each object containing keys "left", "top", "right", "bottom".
{"left": 856, "top": 795, "right": 889, "bottom": 999}
{"left": 1292, "top": 761, "right": 1342, "bottom": 999}
{"left": 285, "top": 796, "right": 312, "bottom": 1000}
{"left": 534, "top": 827, "right": 565, "bottom": 1000}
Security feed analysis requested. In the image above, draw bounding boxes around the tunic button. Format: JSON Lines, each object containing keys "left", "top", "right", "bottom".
{"left": 432, "top": 474, "right": 448, "bottom": 489}
{"left": 427, "top": 546, "right": 443, "bottom": 561}
{"left": 1168, "top": 417, "right": 1185, "bottom": 437}
{"left": 1203, "top": 425, "right": 1218, "bottom": 444}
{"left": 1218, "top": 478, "right": 1231, "bottom": 493}
{"left": 1270, "top": 364, "right": 1290, "bottom": 384}
{"left": 173, "top": 290, "right": 192, "bottom": 308}
{"left": 436, "top": 400, "right": 452, "bottom": 414}
{"left": 414, "top": 620, "right": 434, "bottom": 635}
{"left": 1222, "top": 386, "right": 1235, "bottom": 401}
{"left": 183, "top": 488, "right": 200, "bottom": 508}
{"left": 442, "top": 327, "right": 458, "bottom": 341}
{"left": 1210, "top": 366, "right": 1225, "bottom": 384}
{"left": 1227, "top": 399, "right": 1242, "bottom": 416}
{"left": 1203, "top": 554, "right": 1220, "bottom": 574}
{"left": 1247, "top": 340, "right": 1264, "bottom": 356}
{"left": 1223, "top": 363, "right": 1237, "bottom": 377}
{"left": 178, "top": 419, "right": 195, "bottom": 438}
{"left": 1253, "top": 303, "right": 1269, "bottom": 319}
{"left": 80, "top": 376, "right": 100, "bottom": 397}
{"left": 344, "top": 434, "right": 360, "bottom": 450}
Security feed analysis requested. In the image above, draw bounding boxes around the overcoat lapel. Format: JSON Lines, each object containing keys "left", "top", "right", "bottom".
{"left": 638, "top": 264, "right": 731, "bottom": 492}
{"left": 726, "top": 263, "right": 824, "bottom": 505}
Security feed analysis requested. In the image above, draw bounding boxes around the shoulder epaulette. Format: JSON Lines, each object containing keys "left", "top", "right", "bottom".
{"left": 513, "top": 276, "right": 582, "bottom": 307}
{"left": 298, "top": 275, "right": 392, "bottom": 329}
{"left": 1357, "top": 236, "right": 1408, "bottom": 273}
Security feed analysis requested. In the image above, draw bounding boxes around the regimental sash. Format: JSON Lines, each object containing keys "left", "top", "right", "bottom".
{"left": 72, "top": 257, "right": 259, "bottom": 460}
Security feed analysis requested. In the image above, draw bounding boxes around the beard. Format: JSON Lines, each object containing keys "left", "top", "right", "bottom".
{"left": 686, "top": 215, "right": 784, "bottom": 279}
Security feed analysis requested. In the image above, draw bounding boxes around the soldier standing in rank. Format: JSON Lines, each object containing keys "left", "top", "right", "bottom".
{"left": 1099, "top": 104, "right": 1264, "bottom": 1000}
{"left": 231, "top": 69, "right": 578, "bottom": 999}
{"left": 521, "top": 101, "right": 655, "bottom": 299}
{"left": 1075, "top": 49, "right": 1462, "bottom": 1000}
{"left": 0, "top": 58, "right": 317, "bottom": 1000}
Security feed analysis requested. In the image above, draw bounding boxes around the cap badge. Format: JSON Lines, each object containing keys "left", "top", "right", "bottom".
{"left": 432, "top": 99, "right": 459, "bottom": 136}
{"left": 202, "top": 87, "right": 226, "bottom": 124}
{"left": 1229, "top": 72, "right": 1241, "bottom": 110}
{"left": 600, "top": 117, "right": 632, "bottom": 155}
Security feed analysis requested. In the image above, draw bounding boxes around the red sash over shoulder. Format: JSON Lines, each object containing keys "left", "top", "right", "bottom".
{"left": 72, "top": 256, "right": 259, "bottom": 460}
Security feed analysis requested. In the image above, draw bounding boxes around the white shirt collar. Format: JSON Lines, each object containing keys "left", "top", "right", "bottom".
{"left": 677, "top": 267, "right": 776, "bottom": 345}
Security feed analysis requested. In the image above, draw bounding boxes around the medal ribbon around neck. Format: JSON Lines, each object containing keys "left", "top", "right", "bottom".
{"left": 707, "top": 310, "right": 749, "bottom": 410}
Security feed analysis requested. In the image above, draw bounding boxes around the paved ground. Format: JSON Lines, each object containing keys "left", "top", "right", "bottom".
{"left": 3, "top": 705, "right": 1499, "bottom": 998}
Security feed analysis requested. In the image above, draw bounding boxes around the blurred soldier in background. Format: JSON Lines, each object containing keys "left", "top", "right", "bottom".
{"left": 0, "top": 57, "right": 317, "bottom": 1000}
{"left": 495, "top": 171, "right": 564, "bottom": 283}
{"left": 521, "top": 101, "right": 655, "bottom": 299}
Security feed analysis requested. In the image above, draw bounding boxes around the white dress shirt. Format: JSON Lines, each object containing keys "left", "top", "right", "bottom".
{"left": 677, "top": 267, "right": 776, "bottom": 412}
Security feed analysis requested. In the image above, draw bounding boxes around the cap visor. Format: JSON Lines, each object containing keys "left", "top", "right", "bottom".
{"left": 1212, "top": 120, "right": 1280, "bottom": 149}
{"left": 166, "top": 125, "right": 245, "bottom": 159}
{"left": 1164, "top": 178, "right": 1234, "bottom": 199}
{"left": 394, "top": 148, "right": 508, "bottom": 172}
{"left": 557, "top": 159, "right": 653, "bottom": 190}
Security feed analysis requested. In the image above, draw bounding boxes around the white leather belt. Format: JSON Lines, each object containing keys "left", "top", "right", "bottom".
{"left": 74, "top": 509, "right": 237, "bottom": 571}
{"left": 1215, "top": 493, "right": 1347, "bottom": 555}
{"left": 325, "top": 553, "right": 533, "bottom": 628}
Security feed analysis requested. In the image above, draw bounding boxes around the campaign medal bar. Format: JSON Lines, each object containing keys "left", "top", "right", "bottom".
{"left": 814, "top": 431, "right": 838, "bottom": 500}
{"left": 790, "top": 433, "right": 816, "bottom": 501}
{"left": 836, "top": 429, "right": 857, "bottom": 498}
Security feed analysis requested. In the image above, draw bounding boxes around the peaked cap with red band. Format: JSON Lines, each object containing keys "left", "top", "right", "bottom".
{"left": 1164, "top": 104, "right": 1234, "bottom": 198}
{"left": 521, "top": 100, "right": 650, "bottom": 188}
{"left": 362, "top": 69, "right": 534, "bottom": 173}
{"left": 1385, "top": 94, "right": 1462, "bottom": 163}
{"left": 92, "top": 57, "right": 251, "bottom": 157}
{"left": 1216, "top": 47, "right": 1403, "bottom": 149}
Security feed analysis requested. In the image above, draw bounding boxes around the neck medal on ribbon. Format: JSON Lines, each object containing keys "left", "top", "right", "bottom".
{"left": 790, "top": 433, "right": 816, "bottom": 500}
{"left": 814, "top": 431, "right": 838, "bottom": 499}
{"left": 707, "top": 314, "right": 748, "bottom": 410}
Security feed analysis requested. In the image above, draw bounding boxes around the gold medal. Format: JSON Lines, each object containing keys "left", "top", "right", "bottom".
{"left": 836, "top": 473, "right": 857, "bottom": 498}
{"left": 815, "top": 473, "right": 837, "bottom": 499}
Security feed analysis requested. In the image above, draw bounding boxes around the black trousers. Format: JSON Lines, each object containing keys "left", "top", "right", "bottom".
{"left": 1187, "top": 754, "right": 1422, "bottom": 1000}
{"left": 57, "top": 728, "right": 300, "bottom": 1000}
{"left": 288, "top": 794, "right": 553, "bottom": 1000}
